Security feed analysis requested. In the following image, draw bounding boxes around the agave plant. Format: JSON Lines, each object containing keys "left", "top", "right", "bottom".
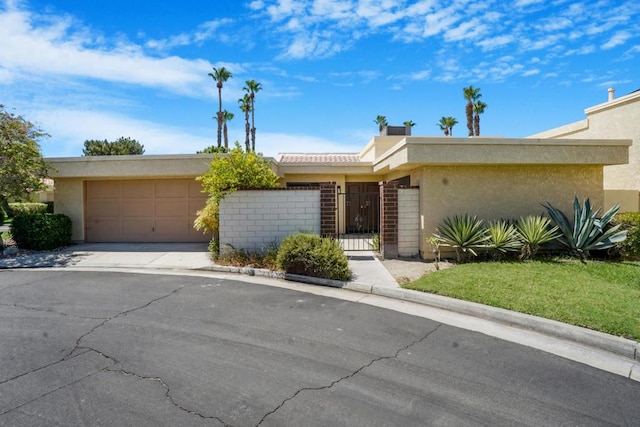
{"left": 486, "top": 220, "right": 522, "bottom": 259}
{"left": 433, "top": 214, "right": 489, "bottom": 263}
{"left": 516, "top": 215, "right": 559, "bottom": 260}
{"left": 542, "top": 196, "right": 628, "bottom": 261}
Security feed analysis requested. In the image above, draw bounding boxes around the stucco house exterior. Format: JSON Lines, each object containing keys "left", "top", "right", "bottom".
{"left": 48, "top": 128, "right": 630, "bottom": 258}
{"left": 530, "top": 88, "right": 640, "bottom": 212}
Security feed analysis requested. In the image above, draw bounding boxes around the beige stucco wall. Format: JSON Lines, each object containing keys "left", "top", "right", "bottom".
{"left": 529, "top": 90, "right": 640, "bottom": 195}
{"left": 53, "top": 178, "right": 85, "bottom": 241}
{"left": 417, "top": 164, "right": 604, "bottom": 259}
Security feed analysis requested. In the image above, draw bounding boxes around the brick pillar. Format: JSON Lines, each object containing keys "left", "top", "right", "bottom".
{"left": 380, "top": 181, "right": 399, "bottom": 259}
{"left": 320, "top": 182, "right": 337, "bottom": 237}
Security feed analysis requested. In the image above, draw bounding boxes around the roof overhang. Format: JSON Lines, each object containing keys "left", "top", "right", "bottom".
{"left": 372, "top": 137, "right": 631, "bottom": 173}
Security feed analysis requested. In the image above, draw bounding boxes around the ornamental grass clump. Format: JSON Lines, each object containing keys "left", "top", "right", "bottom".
{"left": 486, "top": 220, "right": 522, "bottom": 260}
{"left": 543, "top": 196, "right": 627, "bottom": 261}
{"left": 433, "top": 214, "right": 489, "bottom": 263}
{"left": 515, "top": 215, "right": 559, "bottom": 260}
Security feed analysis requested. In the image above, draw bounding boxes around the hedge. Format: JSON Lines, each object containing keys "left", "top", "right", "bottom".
{"left": 10, "top": 213, "right": 72, "bottom": 250}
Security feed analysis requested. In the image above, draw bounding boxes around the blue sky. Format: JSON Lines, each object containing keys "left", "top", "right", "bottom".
{"left": 1, "top": 0, "right": 638, "bottom": 158}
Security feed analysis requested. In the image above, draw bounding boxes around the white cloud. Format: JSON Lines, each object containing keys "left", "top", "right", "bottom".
{"left": 601, "top": 30, "right": 631, "bottom": 49}
{"left": 477, "top": 34, "right": 514, "bottom": 51}
{"left": 522, "top": 69, "right": 540, "bottom": 76}
{"left": 0, "top": 8, "right": 220, "bottom": 96}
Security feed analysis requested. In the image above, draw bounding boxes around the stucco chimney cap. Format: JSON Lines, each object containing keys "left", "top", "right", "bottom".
{"left": 608, "top": 87, "right": 615, "bottom": 101}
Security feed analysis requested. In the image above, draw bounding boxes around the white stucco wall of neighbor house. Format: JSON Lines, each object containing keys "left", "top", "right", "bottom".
{"left": 218, "top": 189, "right": 321, "bottom": 254}
{"left": 529, "top": 88, "right": 640, "bottom": 212}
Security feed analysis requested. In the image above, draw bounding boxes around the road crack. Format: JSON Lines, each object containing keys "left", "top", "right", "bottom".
{"left": 65, "top": 285, "right": 184, "bottom": 359}
{"left": 256, "top": 323, "right": 443, "bottom": 426}
{"left": 106, "top": 368, "right": 232, "bottom": 426}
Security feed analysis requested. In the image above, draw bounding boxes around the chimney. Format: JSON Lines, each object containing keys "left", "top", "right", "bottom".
{"left": 608, "top": 87, "right": 615, "bottom": 102}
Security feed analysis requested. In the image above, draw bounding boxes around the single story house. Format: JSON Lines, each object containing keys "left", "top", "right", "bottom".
{"left": 530, "top": 87, "right": 640, "bottom": 212}
{"left": 48, "top": 126, "right": 630, "bottom": 258}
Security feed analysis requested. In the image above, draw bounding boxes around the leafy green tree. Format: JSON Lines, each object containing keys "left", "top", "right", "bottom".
{"left": 195, "top": 143, "right": 279, "bottom": 249}
{"left": 0, "top": 105, "right": 49, "bottom": 214}
{"left": 197, "top": 145, "right": 228, "bottom": 154}
{"left": 473, "top": 101, "right": 487, "bottom": 136}
{"left": 403, "top": 120, "right": 416, "bottom": 128}
{"left": 374, "top": 115, "right": 388, "bottom": 132}
{"left": 243, "top": 80, "right": 262, "bottom": 152}
{"left": 238, "top": 94, "right": 252, "bottom": 152}
{"left": 463, "top": 86, "right": 482, "bottom": 136}
{"left": 82, "top": 137, "right": 145, "bottom": 155}
{"left": 208, "top": 66, "right": 233, "bottom": 148}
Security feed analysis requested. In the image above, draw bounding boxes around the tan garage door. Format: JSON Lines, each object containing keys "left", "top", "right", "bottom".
{"left": 86, "top": 179, "right": 210, "bottom": 243}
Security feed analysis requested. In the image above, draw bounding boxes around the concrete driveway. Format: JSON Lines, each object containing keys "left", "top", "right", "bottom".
{"left": 1, "top": 270, "right": 639, "bottom": 426}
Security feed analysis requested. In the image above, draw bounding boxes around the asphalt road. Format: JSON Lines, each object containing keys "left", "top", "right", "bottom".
{"left": 1, "top": 270, "right": 639, "bottom": 426}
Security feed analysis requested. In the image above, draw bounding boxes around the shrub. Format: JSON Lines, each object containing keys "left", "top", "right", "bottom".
{"left": 277, "top": 233, "right": 351, "bottom": 281}
{"left": 612, "top": 212, "right": 640, "bottom": 259}
{"left": 10, "top": 213, "right": 72, "bottom": 250}
{"left": 9, "top": 202, "right": 48, "bottom": 216}
{"left": 543, "top": 196, "right": 627, "bottom": 261}
{"left": 433, "top": 214, "right": 489, "bottom": 263}
{"left": 516, "top": 215, "right": 559, "bottom": 260}
{"left": 217, "top": 242, "right": 279, "bottom": 270}
{"left": 486, "top": 220, "right": 522, "bottom": 259}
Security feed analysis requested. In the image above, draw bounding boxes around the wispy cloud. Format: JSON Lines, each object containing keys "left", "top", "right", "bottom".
{"left": 0, "top": 7, "right": 219, "bottom": 96}
{"left": 601, "top": 30, "right": 632, "bottom": 50}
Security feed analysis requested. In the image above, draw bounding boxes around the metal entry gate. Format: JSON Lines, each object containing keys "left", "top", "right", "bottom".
{"left": 337, "top": 183, "right": 380, "bottom": 251}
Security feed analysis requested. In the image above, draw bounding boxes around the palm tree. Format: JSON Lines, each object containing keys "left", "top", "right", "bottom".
{"left": 445, "top": 116, "right": 458, "bottom": 136}
{"left": 222, "top": 110, "right": 234, "bottom": 149}
{"left": 208, "top": 67, "right": 232, "bottom": 147}
{"left": 374, "top": 115, "right": 388, "bottom": 132}
{"left": 463, "top": 86, "right": 481, "bottom": 137}
{"left": 243, "top": 80, "right": 262, "bottom": 152}
{"left": 473, "top": 101, "right": 487, "bottom": 136}
{"left": 437, "top": 116, "right": 458, "bottom": 136}
{"left": 238, "top": 94, "right": 252, "bottom": 152}
{"left": 437, "top": 117, "right": 450, "bottom": 136}
{"left": 403, "top": 120, "right": 416, "bottom": 127}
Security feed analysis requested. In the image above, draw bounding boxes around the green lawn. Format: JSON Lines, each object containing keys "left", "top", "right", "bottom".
{"left": 403, "top": 260, "right": 640, "bottom": 340}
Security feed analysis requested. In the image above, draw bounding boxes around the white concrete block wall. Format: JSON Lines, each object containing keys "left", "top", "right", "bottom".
{"left": 219, "top": 190, "right": 320, "bottom": 253}
{"left": 398, "top": 188, "right": 420, "bottom": 257}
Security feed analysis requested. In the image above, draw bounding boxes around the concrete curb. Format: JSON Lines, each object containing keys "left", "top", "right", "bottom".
{"left": 261, "top": 272, "right": 640, "bottom": 362}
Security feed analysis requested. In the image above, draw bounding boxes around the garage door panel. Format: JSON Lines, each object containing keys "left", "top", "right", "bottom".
{"left": 86, "top": 179, "right": 210, "bottom": 243}
{"left": 121, "top": 181, "right": 154, "bottom": 198}
{"left": 87, "top": 181, "right": 119, "bottom": 199}
{"left": 156, "top": 200, "right": 188, "bottom": 217}
{"left": 121, "top": 201, "right": 154, "bottom": 217}
{"left": 189, "top": 181, "right": 206, "bottom": 198}
{"left": 87, "top": 200, "right": 120, "bottom": 217}
{"left": 156, "top": 180, "right": 189, "bottom": 198}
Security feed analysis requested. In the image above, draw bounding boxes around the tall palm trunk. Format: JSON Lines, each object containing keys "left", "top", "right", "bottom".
{"left": 474, "top": 112, "right": 480, "bottom": 136}
{"left": 244, "top": 110, "right": 250, "bottom": 152}
{"left": 223, "top": 120, "right": 229, "bottom": 149}
{"left": 250, "top": 93, "right": 256, "bottom": 152}
{"left": 466, "top": 101, "right": 473, "bottom": 136}
{"left": 217, "top": 84, "right": 223, "bottom": 148}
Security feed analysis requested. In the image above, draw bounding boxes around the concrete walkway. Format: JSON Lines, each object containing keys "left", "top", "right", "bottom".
{"left": 1, "top": 242, "right": 638, "bottom": 382}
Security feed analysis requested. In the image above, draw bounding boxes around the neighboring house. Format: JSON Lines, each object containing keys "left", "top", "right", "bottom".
{"left": 30, "top": 178, "right": 55, "bottom": 204}
{"left": 48, "top": 127, "right": 630, "bottom": 259}
{"left": 529, "top": 88, "right": 640, "bottom": 212}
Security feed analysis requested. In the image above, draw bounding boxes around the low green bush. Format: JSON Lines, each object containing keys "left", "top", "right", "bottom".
{"left": 11, "top": 213, "right": 72, "bottom": 250}
{"left": 277, "top": 232, "right": 351, "bottom": 281}
{"left": 613, "top": 212, "right": 640, "bottom": 259}
{"left": 9, "top": 202, "right": 48, "bottom": 216}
